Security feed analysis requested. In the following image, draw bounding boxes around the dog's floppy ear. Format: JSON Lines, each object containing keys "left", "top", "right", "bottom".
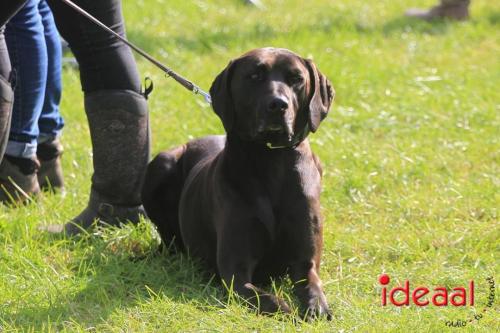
{"left": 305, "top": 59, "right": 335, "bottom": 132}
{"left": 210, "top": 60, "right": 236, "bottom": 133}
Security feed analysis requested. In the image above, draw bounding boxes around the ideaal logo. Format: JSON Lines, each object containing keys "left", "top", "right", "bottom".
{"left": 379, "top": 274, "right": 474, "bottom": 306}
{"left": 378, "top": 274, "right": 495, "bottom": 327}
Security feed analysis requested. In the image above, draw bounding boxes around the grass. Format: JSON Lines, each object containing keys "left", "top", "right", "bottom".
{"left": 1, "top": 0, "right": 499, "bottom": 331}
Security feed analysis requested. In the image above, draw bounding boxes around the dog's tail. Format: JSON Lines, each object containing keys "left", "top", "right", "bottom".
{"left": 141, "top": 147, "right": 186, "bottom": 252}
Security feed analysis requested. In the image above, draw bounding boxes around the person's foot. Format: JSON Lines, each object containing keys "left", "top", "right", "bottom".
{"left": 43, "top": 189, "right": 146, "bottom": 236}
{"left": 244, "top": 0, "right": 264, "bottom": 9}
{"left": 0, "top": 155, "right": 40, "bottom": 204}
{"left": 37, "top": 138, "right": 65, "bottom": 194}
{"left": 405, "top": 1, "right": 469, "bottom": 21}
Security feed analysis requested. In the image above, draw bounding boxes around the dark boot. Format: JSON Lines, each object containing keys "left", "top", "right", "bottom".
{"left": 405, "top": 0, "right": 470, "bottom": 21}
{"left": 0, "top": 74, "right": 13, "bottom": 164}
{"left": 37, "top": 138, "right": 64, "bottom": 193}
{"left": 46, "top": 90, "right": 150, "bottom": 235}
{"left": 0, "top": 155, "right": 40, "bottom": 204}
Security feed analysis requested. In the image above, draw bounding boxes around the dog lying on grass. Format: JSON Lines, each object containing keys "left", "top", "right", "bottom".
{"left": 142, "top": 47, "right": 334, "bottom": 319}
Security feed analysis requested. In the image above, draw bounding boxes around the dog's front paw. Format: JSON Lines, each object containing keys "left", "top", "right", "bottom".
{"left": 303, "top": 297, "right": 332, "bottom": 321}
{"left": 258, "top": 294, "right": 292, "bottom": 315}
{"left": 243, "top": 283, "right": 291, "bottom": 315}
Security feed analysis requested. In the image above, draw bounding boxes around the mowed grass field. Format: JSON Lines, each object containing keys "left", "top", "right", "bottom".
{"left": 1, "top": 0, "right": 499, "bottom": 331}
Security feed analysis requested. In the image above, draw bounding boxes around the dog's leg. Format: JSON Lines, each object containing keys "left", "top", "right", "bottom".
{"left": 216, "top": 226, "right": 291, "bottom": 315}
{"left": 141, "top": 146, "right": 186, "bottom": 251}
{"left": 288, "top": 219, "right": 331, "bottom": 320}
{"left": 218, "top": 263, "right": 291, "bottom": 315}
{"left": 289, "top": 259, "right": 332, "bottom": 320}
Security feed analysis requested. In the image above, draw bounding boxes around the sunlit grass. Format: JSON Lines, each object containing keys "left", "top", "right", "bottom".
{"left": 0, "top": 0, "right": 499, "bottom": 331}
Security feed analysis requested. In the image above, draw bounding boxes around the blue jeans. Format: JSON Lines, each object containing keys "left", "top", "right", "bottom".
{"left": 5, "top": 0, "right": 63, "bottom": 159}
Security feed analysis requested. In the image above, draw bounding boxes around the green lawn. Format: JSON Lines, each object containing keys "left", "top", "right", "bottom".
{"left": 1, "top": 0, "right": 499, "bottom": 331}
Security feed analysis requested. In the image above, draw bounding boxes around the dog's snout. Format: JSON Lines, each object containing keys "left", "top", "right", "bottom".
{"left": 268, "top": 97, "right": 289, "bottom": 113}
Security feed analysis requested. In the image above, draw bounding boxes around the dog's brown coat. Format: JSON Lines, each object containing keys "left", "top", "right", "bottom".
{"left": 142, "top": 48, "right": 334, "bottom": 319}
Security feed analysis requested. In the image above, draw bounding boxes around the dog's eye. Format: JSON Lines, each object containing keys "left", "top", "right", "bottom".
{"left": 289, "top": 74, "right": 304, "bottom": 85}
{"left": 249, "top": 72, "right": 264, "bottom": 81}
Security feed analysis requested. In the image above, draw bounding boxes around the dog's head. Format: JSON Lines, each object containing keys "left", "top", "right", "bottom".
{"left": 209, "top": 47, "right": 335, "bottom": 148}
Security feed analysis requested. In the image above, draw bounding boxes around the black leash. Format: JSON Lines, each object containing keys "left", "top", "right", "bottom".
{"left": 59, "top": 0, "right": 212, "bottom": 104}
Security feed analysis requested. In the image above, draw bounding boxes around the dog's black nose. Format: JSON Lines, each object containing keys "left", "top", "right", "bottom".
{"left": 268, "top": 97, "right": 289, "bottom": 113}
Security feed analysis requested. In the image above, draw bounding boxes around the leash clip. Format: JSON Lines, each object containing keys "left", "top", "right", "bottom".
{"left": 142, "top": 77, "right": 154, "bottom": 100}
{"left": 193, "top": 85, "right": 212, "bottom": 105}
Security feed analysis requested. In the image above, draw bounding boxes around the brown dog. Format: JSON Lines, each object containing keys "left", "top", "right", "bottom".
{"left": 141, "top": 48, "right": 334, "bottom": 319}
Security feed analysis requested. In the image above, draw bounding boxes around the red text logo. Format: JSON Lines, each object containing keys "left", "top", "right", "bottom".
{"left": 379, "top": 274, "right": 474, "bottom": 307}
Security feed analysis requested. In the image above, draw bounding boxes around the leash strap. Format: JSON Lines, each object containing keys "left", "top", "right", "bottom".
{"left": 59, "top": 0, "right": 212, "bottom": 104}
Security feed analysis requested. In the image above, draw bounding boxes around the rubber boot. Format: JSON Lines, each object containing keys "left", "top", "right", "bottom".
{"left": 37, "top": 138, "right": 64, "bottom": 193}
{"left": 0, "top": 74, "right": 13, "bottom": 164}
{"left": 46, "top": 90, "right": 150, "bottom": 235}
{"left": 0, "top": 155, "right": 40, "bottom": 204}
{"left": 405, "top": 0, "right": 470, "bottom": 21}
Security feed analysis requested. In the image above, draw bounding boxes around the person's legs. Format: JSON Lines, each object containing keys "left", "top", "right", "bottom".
{"left": 0, "top": 0, "right": 29, "bottom": 165}
{"left": 0, "top": 1, "right": 30, "bottom": 28}
{"left": 37, "top": 0, "right": 63, "bottom": 142}
{"left": 46, "top": 0, "right": 149, "bottom": 234}
{"left": 36, "top": 0, "right": 64, "bottom": 191}
{"left": 405, "top": 0, "right": 471, "bottom": 20}
{"left": 47, "top": 0, "right": 141, "bottom": 93}
{"left": 5, "top": 0, "right": 47, "bottom": 157}
{"left": 0, "top": 0, "right": 46, "bottom": 202}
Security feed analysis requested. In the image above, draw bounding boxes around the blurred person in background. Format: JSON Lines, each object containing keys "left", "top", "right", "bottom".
{"left": 244, "top": 0, "right": 264, "bottom": 8}
{"left": 406, "top": 0, "right": 470, "bottom": 20}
